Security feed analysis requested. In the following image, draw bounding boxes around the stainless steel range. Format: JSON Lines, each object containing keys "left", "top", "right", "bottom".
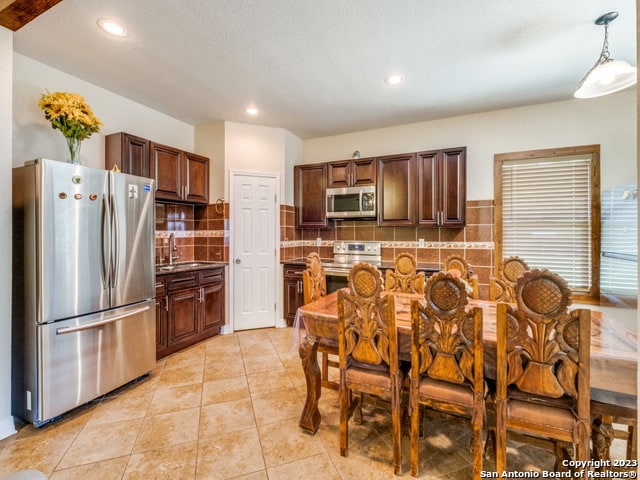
{"left": 322, "top": 241, "right": 382, "bottom": 292}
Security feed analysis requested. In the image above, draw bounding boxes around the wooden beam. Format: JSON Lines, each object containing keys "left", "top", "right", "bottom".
{"left": 0, "top": 0, "right": 63, "bottom": 31}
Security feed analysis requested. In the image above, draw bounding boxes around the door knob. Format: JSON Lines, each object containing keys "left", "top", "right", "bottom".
{"left": 235, "top": 258, "right": 241, "bottom": 264}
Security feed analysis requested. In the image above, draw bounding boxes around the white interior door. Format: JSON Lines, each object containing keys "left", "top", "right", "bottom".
{"left": 231, "top": 172, "right": 278, "bottom": 330}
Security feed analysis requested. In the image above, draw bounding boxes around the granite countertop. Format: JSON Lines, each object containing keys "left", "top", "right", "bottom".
{"left": 156, "top": 261, "right": 226, "bottom": 275}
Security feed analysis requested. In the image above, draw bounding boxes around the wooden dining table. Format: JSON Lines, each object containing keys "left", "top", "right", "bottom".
{"left": 293, "top": 290, "right": 638, "bottom": 435}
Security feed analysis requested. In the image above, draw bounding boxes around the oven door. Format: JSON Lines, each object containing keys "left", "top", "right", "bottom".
{"left": 323, "top": 267, "right": 349, "bottom": 293}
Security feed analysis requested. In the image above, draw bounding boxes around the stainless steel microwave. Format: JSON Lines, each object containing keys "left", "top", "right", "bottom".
{"left": 326, "top": 185, "right": 376, "bottom": 219}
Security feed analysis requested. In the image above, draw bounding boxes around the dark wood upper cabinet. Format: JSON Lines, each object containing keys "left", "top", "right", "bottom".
{"left": 105, "top": 132, "right": 150, "bottom": 178}
{"left": 150, "top": 142, "right": 209, "bottom": 204}
{"left": 327, "top": 157, "right": 376, "bottom": 187}
{"left": 416, "top": 147, "right": 466, "bottom": 227}
{"left": 183, "top": 152, "right": 209, "bottom": 204}
{"left": 377, "top": 153, "right": 416, "bottom": 226}
{"left": 150, "top": 142, "right": 183, "bottom": 202}
{"left": 106, "top": 132, "right": 209, "bottom": 204}
{"left": 294, "top": 163, "right": 327, "bottom": 227}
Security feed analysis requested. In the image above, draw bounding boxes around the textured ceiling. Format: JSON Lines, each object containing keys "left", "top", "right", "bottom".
{"left": 11, "top": 0, "right": 638, "bottom": 139}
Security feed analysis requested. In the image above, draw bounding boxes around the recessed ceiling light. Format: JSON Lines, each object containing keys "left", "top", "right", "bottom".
{"left": 97, "top": 18, "right": 128, "bottom": 37}
{"left": 246, "top": 107, "right": 259, "bottom": 115}
{"left": 384, "top": 74, "right": 404, "bottom": 85}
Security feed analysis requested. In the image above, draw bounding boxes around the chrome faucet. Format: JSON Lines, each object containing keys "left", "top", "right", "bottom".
{"left": 168, "top": 233, "right": 179, "bottom": 266}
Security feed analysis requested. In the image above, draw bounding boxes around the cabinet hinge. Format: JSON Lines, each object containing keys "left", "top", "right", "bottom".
{"left": 274, "top": 302, "right": 277, "bottom": 312}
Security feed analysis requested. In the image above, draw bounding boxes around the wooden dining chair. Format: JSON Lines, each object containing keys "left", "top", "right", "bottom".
{"left": 492, "top": 269, "right": 591, "bottom": 473}
{"left": 338, "top": 262, "right": 404, "bottom": 475}
{"left": 590, "top": 388, "right": 637, "bottom": 462}
{"left": 442, "top": 254, "right": 479, "bottom": 299}
{"left": 489, "top": 255, "right": 529, "bottom": 302}
{"left": 385, "top": 252, "right": 425, "bottom": 294}
{"left": 409, "top": 271, "right": 485, "bottom": 477}
{"left": 302, "top": 252, "right": 338, "bottom": 391}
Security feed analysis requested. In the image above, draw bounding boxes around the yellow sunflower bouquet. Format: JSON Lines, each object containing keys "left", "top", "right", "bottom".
{"left": 38, "top": 91, "right": 103, "bottom": 140}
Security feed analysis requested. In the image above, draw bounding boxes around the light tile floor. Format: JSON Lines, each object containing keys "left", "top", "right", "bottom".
{"left": 0, "top": 327, "right": 630, "bottom": 479}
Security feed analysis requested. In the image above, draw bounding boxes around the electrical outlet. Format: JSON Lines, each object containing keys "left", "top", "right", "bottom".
{"left": 418, "top": 238, "right": 425, "bottom": 248}
{"left": 316, "top": 237, "right": 322, "bottom": 246}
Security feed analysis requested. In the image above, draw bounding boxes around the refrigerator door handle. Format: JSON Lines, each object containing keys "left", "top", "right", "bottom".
{"left": 56, "top": 305, "right": 151, "bottom": 335}
{"left": 110, "top": 193, "right": 120, "bottom": 287}
{"left": 100, "top": 194, "right": 110, "bottom": 289}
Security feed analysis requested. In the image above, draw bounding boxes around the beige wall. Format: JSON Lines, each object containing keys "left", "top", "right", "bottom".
{"left": 195, "top": 121, "right": 226, "bottom": 203}
{"left": 0, "top": 26, "right": 15, "bottom": 439}
{"left": 302, "top": 91, "right": 637, "bottom": 200}
{"left": 12, "top": 54, "right": 196, "bottom": 169}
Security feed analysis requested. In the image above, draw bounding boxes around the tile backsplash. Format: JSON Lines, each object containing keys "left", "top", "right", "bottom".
{"left": 155, "top": 202, "right": 228, "bottom": 264}
{"left": 156, "top": 199, "right": 494, "bottom": 299}
{"left": 281, "top": 200, "right": 495, "bottom": 299}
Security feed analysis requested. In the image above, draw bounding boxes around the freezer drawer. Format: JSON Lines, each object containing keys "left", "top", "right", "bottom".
{"left": 17, "top": 300, "right": 155, "bottom": 426}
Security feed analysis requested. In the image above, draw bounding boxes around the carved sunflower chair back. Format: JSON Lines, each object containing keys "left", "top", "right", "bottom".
{"left": 302, "top": 252, "right": 338, "bottom": 391}
{"left": 385, "top": 252, "right": 425, "bottom": 294}
{"left": 489, "top": 255, "right": 529, "bottom": 303}
{"left": 338, "top": 262, "right": 403, "bottom": 475}
{"left": 409, "top": 271, "right": 485, "bottom": 477}
{"left": 442, "top": 254, "right": 479, "bottom": 299}
{"left": 493, "top": 269, "right": 591, "bottom": 473}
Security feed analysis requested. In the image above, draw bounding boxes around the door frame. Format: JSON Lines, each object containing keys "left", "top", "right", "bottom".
{"left": 227, "top": 169, "right": 282, "bottom": 333}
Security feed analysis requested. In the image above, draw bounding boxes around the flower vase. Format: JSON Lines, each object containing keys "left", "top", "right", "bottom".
{"left": 66, "top": 137, "right": 82, "bottom": 165}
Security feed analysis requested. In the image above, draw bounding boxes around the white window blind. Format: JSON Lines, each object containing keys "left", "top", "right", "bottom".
{"left": 501, "top": 156, "right": 593, "bottom": 294}
{"left": 600, "top": 184, "right": 638, "bottom": 297}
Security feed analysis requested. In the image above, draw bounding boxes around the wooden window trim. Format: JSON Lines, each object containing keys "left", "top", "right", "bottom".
{"left": 494, "top": 144, "right": 601, "bottom": 302}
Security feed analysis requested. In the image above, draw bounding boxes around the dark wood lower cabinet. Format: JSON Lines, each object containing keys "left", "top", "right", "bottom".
{"left": 155, "top": 278, "right": 168, "bottom": 353}
{"left": 283, "top": 264, "right": 305, "bottom": 326}
{"left": 156, "top": 266, "right": 225, "bottom": 359}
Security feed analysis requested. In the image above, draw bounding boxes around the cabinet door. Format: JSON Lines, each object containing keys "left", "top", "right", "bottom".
{"left": 416, "top": 148, "right": 466, "bottom": 227}
{"left": 327, "top": 161, "right": 351, "bottom": 187}
{"left": 167, "top": 288, "right": 200, "bottom": 345}
{"left": 377, "top": 153, "right": 415, "bottom": 226}
{"left": 351, "top": 158, "right": 376, "bottom": 185}
{"left": 183, "top": 152, "right": 209, "bottom": 204}
{"left": 283, "top": 266, "right": 304, "bottom": 326}
{"left": 155, "top": 279, "right": 168, "bottom": 357}
{"left": 200, "top": 281, "right": 225, "bottom": 335}
{"left": 294, "top": 163, "right": 327, "bottom": 227}
{"left": 327, "top": 158, "right": 376, "bottom": 187}
{"left": 440, "top": 147, "right": 466, "bottom": 227}
{"left": 155, "top": 295, "right": 168, "bottom": 356}
{"left": 416, "top": 150, "right": 439, "bottom": 226}
{"left": 151, "top": 142, "right": 183, "bottom": 202}
{"left": 105, "top": 132, "right": 150, "bottom": 178}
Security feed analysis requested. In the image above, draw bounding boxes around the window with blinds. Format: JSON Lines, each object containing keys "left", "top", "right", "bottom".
{"left": 601, "top": 184, "right": 637, "bottom": 297}
{"left": 495, "top": 146, "right": 600, "bottom": 300}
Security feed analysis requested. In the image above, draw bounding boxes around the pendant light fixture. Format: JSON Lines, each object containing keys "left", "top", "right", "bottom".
{"left": 574, "top": 11, "right": 636, "bottom": 99}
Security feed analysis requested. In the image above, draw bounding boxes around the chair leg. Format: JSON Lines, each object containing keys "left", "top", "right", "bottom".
{"left": 627, "top": 424, "right": 637, "bottom": 460}
{"left": 495, "top": 410, "right": 506, "bottom": 473}
{"left": 471, "top": 406, "right": 484, "bottom": 477}
{"left": 391, "top": 383, "right": 402, "bottom": 476}
{"left": 339, "top": 382, "right": 349, "bottom": 457}
{"left": 553, "top": 441, "right": 574, "bottom": 473}
{"left": 321, "top": 352, "right": 329, "bottom": 383}
{"left": 410, "top": 395, "right": 420, "bottom": 476}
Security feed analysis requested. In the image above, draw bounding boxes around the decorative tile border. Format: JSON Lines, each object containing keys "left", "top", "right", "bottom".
{"left": 155, "top": 230, "right": 226, "bottom": 238}
{"left": 280, "top": 240, "right": 493, "bottom": 249}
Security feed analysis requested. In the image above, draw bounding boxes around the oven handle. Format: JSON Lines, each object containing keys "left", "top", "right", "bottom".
{"left": 56, "top": 305, "right": 151, "bottom": 335}
{"left": 324, "top": 267, "right": 350, "bottom": 277}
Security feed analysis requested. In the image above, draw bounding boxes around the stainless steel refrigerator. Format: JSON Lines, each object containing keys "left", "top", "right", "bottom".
{"left": 12, "top": 158, "right": 156, "bottom": 426}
